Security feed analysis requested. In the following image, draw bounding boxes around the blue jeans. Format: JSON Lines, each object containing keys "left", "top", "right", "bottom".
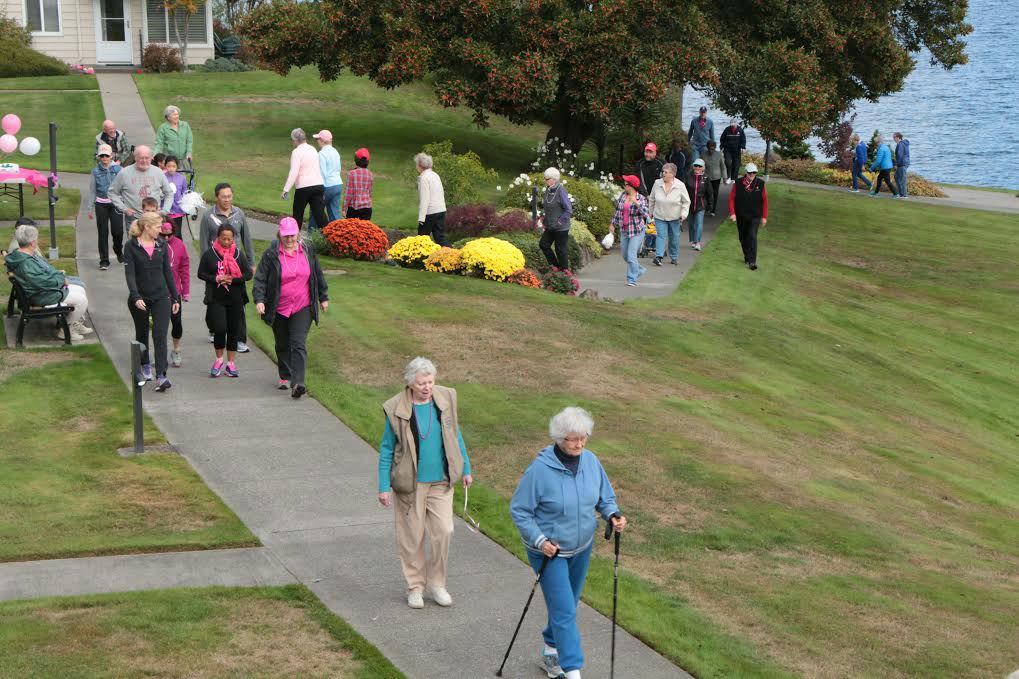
{"left": 309, "top": 185, "right": 344, "bottom": 229}
{"left": 619, "top": 228, "right": 647, "bottom": 283}
{"left": 894, "top": 167, "right": 907, "bottom": 197}
{"left": 654, "top": 218, "right": 681, "bottom": 261}
{"left": 527, "top": 542, "right": 593, "bottom": 673}
{"left": 688, "top": 210, "right": 705, "bottom": 243}
{"left": 851, "top": 162, "right": 872, "bottom": 191}
{"left": 692, "top": 144, "right": 706, "bottom": 161}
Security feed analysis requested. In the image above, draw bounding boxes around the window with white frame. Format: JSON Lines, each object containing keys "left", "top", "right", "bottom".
{"left": 146, "top": 0, "right": 208, "bottom": 44}
{"left": 25, "top": 0, "right": 61, "bottom": 33}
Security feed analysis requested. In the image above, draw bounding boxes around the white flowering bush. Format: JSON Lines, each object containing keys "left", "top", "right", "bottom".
{"left": 499, "top": 172, "right": 614, "bottom": 240}
{"left": 529, "top": 136, "right": 581, "bottom": 176}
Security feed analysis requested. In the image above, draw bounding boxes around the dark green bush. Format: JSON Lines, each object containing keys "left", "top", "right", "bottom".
{"left": 490, "top": 231, "right": 585, "bottom": 273}
{"left": 0, "top": 10, "right": 31, "bottom": 47}
{"left": 0, "top": 40, "right": 68, "bottom": 77}
{"left": 195, "top": 57, "right": 253, "bottom": 72}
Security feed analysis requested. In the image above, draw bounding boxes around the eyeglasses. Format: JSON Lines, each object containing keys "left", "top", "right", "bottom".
{"left": 463, "top": 486, "right": 480, "bottom": 533}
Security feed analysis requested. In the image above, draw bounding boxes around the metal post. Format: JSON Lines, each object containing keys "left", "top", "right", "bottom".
{"left": 530, "top": 186, "right": 538, "bottom": 231}
{"left": 130, "top": 340, "right": 146, "bottom": 454}
{"left": 47, "top": 122, "right": 58, "bottom": 260}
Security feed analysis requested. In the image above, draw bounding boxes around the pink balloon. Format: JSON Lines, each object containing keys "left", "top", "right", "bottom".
{"left": 85, "top": 67, "right": 95, "bottom": 75}
{"left": 1, "top": 114, "right": 21, "bottom": 136}
{"left": 0, "top": 134, "right": 18, "bottom": 154}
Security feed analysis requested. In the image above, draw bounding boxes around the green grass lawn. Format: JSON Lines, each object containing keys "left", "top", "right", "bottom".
{"left": 2, "top": 226, "right": 254, "bottom": 560}
{"left": 0, "top": 76, "right": 103, "bottom": 174}
{"left": 246, "top": 184, "right": 1019, "bottom": 679}
{"left": 0, "top": 187, "right": 81, "bottom": 222}
{"left": 134, "top": 68, "right": 545, "bottom": 228}
{"left": 0, "top": 585, "right": 403, "bottom": 678}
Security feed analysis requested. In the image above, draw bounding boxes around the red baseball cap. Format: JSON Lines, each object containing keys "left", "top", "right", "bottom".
{"left": 644, "top": 142, "right": 657, "bottom": 153}
{"left": 621, "top": 174, "right": 641, "bottom": 189}
{"left": 354, "top": 147, "right": 370, "bottom": 160}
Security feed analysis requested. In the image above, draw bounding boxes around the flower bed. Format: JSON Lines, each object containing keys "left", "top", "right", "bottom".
{"left": 506, "top": 269, "right": 541, "bottom": 288}
{"left": 388, "top": 235, "right": 442, "bottom": 269}
{"left": 500, "top": 173, "right": 613, "bottom": 239}
{"left": 459, "top": 237, "right": 526, "bottom": 281}
{"left": 770, "top": 159, "right": 946, "bottom": 197}
{"left": 541, "top": 267, "right": 580, "bottom": 295}
{"left": 321, "top": 219, "right": 390, "bottom": 260}
{"left": 424, "top": 247, "right": 463, "bottom": 274}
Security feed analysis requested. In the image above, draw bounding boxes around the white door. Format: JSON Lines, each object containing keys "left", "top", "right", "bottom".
{"left": 94, "top": 0, "right": 133, "bottom": 64}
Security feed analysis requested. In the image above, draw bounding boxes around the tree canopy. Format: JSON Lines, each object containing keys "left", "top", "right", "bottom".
{"left": 240, "top": 0, "right": 971, "bottom": 149}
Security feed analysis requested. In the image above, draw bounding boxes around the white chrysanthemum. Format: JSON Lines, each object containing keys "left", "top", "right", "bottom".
{"left": 496, "top": 185, "right": 502, "bottom": 191}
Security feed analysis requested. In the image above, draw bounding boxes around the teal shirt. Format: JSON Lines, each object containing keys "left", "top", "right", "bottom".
{"left": 378, "top": 403, "right": 471, "bottom": 492}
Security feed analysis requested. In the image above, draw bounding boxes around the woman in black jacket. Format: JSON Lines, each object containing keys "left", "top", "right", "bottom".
{"left": 197, "top": 223, "right": 253, "bottom": 378}
{"left": 252, "top": 217, "right": 329, "bottom": 399}
{"left": 125, "top": 212, "right": 180, "bottom": 391}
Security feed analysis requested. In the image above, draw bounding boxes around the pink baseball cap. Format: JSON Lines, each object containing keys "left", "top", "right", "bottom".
{"left": 313, "top": 130, "right": 333, "bottom": 142}
{"left": 279, "top": 217, "right": 300, "bottom": 236}
{"left": 644, "top": 142, "right": 657, "bottom": 153}
{"left": 354, "top": 147, "right": 370, "bottom": 160}
{"left": 160, "top": 221, "right": 174, "bottom": 233}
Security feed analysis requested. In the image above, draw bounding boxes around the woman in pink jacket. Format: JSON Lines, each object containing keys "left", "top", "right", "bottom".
{"left": 280, "top": 128, "right": 329, "bottom": 230}
{"left": 161, "top": 220, "right": 190, "bottom": 368}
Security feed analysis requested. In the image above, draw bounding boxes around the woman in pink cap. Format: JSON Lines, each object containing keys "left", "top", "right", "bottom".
{"left": 252, "top": 217, "right": 330, "bottom": 399}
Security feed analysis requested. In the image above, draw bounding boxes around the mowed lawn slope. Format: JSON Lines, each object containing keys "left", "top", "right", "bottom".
{"left": 134, "top": 68, "right": 544, "bottom": 227}
{"left": 247, "top": 184, "right": 1019, "bottom": 678}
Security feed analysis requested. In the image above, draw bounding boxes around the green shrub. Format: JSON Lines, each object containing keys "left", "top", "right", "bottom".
{"left": 773, "top": 137, "right": 814, "bottom": 160}
{"left": 0, "top": 40, "right": 68, "bottom": 77}
{"left": 404, "top": 140, "right": 497, "bottom": 207}
{"left": 195, "top": 57, "right": 253, "bottom": 72}
{"left": 500, "top": 174, "right": 613, "bottom": 240}
{"left": 305, "top": 228, "right": 331, "bottom": 257}
{"left": 570, "top": 219, "right": 601, "bottom": 259}
{"left": 0, "top": 9, "right": 31, "bottom": 47}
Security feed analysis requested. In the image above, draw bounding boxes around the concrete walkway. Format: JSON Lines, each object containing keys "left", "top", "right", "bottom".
{"left": 96, "top": 73, "right": 155, "bottom": 147}
{"left": 770, "top": 176, "right": 1019, "bottom": 214}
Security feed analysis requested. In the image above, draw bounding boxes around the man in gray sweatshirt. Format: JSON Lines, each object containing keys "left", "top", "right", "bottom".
{"left": 108, "top": 145, "right": 175, "bottom": 226}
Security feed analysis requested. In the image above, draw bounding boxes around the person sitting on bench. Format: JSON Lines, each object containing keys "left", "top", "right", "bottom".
{"left": 4, "top": 223, "right": 93, "bottom": 342}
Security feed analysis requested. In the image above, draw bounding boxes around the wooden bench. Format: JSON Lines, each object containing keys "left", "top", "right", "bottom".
{"left": 5, "top": 273, "right": 75, "bottom": 347}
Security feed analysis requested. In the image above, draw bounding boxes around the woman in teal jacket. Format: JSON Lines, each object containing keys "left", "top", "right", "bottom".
{"left": 868, "top": 136, "right": 898, "bottom": 197}
{"left": 510, "top": 407, "right": 627, "bottom": 679}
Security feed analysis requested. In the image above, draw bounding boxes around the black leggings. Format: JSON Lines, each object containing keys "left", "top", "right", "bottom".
{"left": 206, "top": 302, "right": 244, "bottom": 351}
{"left": 723, "top": 149, "right": 741, "bottom": 181}
{"left": 874, "top": 170, "right": 898, "bottom": 195}
{"left": 95, "top": 201, "right": 123, "bottom": 265}
{"left": 293, "top": 185, "right": 328, "bottom": 230}
{"left": 346, "top": 206, "right": 373, "bottom": 220}
{"left": 129, "top": 296, "right": 171, "bottom": 376}
{"left": 418, "top": 211, "right": 449, "bottom": 246}
{"left": 170, "top": 303, "right": 183, "bottom": 340}
{"left": 709, "top": 179, "right": 721, "bottom": 212}
{"left": 539, "top": 228, "right": 570, "bottom": 270}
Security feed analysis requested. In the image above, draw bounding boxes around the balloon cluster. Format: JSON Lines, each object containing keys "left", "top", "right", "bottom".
{"left": 0, "top": 114, "right": 41, "bottom": 156}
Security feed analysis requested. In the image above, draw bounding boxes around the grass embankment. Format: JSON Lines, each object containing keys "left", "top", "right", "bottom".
{"left": 0, "top": 585, "right": 404, "bottom": 678}
{"left": 247, "top": 184, "right": 1019, "bottom": 679}
{"left": 134, "top": 68, "right": 544, "bottom": 228}
{"left": 0, "top": 76, "right": 104, "bottom": 173}
{"left": 1, "top": 223, "right": 256, "bottom": 560}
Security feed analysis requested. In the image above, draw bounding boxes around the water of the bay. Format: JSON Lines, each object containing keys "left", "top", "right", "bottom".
{"left": 682, "top": 0, "right": 1018, "bottom": 190}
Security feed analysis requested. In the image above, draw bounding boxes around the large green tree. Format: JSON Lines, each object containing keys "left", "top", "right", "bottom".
{"left": 240, "top": 0, "right": 970, "bottom": 150}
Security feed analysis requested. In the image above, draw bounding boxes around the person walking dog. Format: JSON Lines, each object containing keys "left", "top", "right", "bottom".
{"left": 252, "top": 217, "right": 329, "bottom": 399}
{"left": 510, "top": 407, "right": 627, "bottom": 679}
{"left": 728, "top": 162, "right": 769, "bottom": 270}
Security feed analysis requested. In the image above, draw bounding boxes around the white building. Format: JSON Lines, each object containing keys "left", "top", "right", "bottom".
{"left": 4, "top": 0, "right": 214, "bottom": 66}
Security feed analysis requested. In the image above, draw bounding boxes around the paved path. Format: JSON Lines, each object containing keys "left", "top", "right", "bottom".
{"left": 96, "top": 73, "right": 155, "bottom": 147}
{"left": 770, "top": 176, "right": 1019, "bottom": 214}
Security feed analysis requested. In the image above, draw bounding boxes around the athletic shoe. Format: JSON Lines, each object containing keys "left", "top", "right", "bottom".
{"left": 653, "top": 256, "right": 663, "bottom": 266}
{"left": 670, "top": 259, "right": 678, "bottom": 265}
{"left": 278, "top": 379, "right": 290, "bottom": 390}
{"left": 99, "top": 262, "right": 110, "bottom": 270}
{"left": 210, "top": 360, "right": 223, "bottom": 378}
{"left": 541, "top": 651, "right": 566, "bottom": 679}
{"left": 154, "top": 375, "right": 172, "bottom": 392}
{"left": 58, "top": 327, "right": 84, "bottom": 342}
{"left": 710, "top": 211, "right": 716, "bottom": 217}
{"left": 291, "top": 384, "right": 307, "bottom": 399}
{"left": 140, "top": 363, "right": 154, "bottom": 381}
{"left": 224, "top": 362, "right": 239, "bottom": 378}
{"left": 207, "top": 334, "right": 214, "bottom": 344}
{"left": 170, "top": 350, "right": 182, "bottom": 368}
{"left": 693, "top": 243, "right": 702, "bottom": 251}
{"left": 116, "top": 254, "right": 124, "bottom": 264}
{"left": 72, "top": 321, "right": 94, "bottom": 335}
{"left": 429, "top": 586, "right": 453, "bottom": 607}
{"left": 236, "top": 341, "right": 251, "bottom": 353}
{"left": 626, "top": 281, "right": 637, "bottom": 287}
{"left": 749, "top": 263, "right": 758, "bottom": 270}
{"left": 407, "top": 591, "right": 424, "bottom": 609}
{"left": 848, "top": 188, "right": 860, "bottom": 193}
{"left": 867, "top": 192, "right": 878, "bottom": 197}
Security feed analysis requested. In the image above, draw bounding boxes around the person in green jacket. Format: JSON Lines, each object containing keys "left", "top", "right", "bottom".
{"left": 4, "top": 223, "right": 92, "bottom": 341}
{"left": 154, "top": 105, "right": 193, "bottom": 168}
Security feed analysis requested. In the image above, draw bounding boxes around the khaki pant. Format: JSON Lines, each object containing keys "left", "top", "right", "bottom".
{"left": 393, "top": 481, "right": 454, "bottom": 593}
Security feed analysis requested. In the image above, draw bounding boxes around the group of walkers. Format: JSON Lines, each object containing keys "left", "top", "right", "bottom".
{"left": 850, "top": 132, "right": 911, "bottom": 198}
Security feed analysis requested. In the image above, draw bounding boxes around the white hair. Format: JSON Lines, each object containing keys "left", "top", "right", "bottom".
{"left": 162, "top": 105, "right": 180, "bottom": 120}
{"left": 662, "top": 162, "right": 678, "bottom": 175}
{"left": 291, "top": 128, "right": 306, "bottom": 143}
{"left": 543, "top": 167, "right": 561, "bottom": 181}
{"left": 14, "top": 224, "right": 39, "bottom": 247}
{"left": 549, "top": 407, "right": 594, "bottom": 442}
{"left": 414, "top": 153, "right": 433, "bottom": 170}
{"left": 403, "top": 356, "right": 437, "bottom": 385}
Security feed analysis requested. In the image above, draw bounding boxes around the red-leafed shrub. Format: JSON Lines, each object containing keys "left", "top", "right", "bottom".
{"left": 541, "top": 267, "right": 580, "bottom": 295}
{"left": 446, "top": 203, "right": 535, "bottom": 240}
{"left": 506, "top": 269, "right": 541, "bottom": 288}
{"left": 142, "top": 43, "right": 183, "bottom": 73}
{"left": 321, "top": 218, "right": 390, "bottom": 260}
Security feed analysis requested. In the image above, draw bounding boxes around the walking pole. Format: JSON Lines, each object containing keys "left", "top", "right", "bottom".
{"left": 496, "top": 553, "right": 554, "bottom": 677}
{"left": 605, "top": 520, "right": 621, "bottom": 679}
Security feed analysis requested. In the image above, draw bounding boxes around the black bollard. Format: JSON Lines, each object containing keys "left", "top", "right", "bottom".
{"left": 130, "top": 340, "right": 146, "bottom": 454}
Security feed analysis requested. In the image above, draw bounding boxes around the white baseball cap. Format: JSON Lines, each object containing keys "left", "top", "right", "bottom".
{"left": 745, "top": 163, "right": 758, "bottom": 173}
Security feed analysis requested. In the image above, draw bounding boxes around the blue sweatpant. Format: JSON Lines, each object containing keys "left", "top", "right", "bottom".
{"left": 527, "top": 542, "right": 594, "bottom": 673}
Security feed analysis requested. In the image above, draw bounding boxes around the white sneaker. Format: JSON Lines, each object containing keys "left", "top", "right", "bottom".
{"left": 207, "top": 334, "right": 214, "bottom": 343}
{"left": 58, "top": 327, "right": 84, "bottom": 342}
{"left": 72, "top": 321, "right": 94, "bottom": 335}
{"left": 407, "top": 591, "right": 424, "bottom": 609}
{"left": 429, "top": 586, "right": 453, "bottom": 607}
{"left": 541, "top": 651, "right": 566, "bottom": 678}
{"left": 237, "top": 341, "right": 250, "bottom": 353}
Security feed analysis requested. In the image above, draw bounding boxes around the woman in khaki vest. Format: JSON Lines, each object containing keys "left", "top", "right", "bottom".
{"left": 378, "top": 357, "right": 473, "bottom": 609}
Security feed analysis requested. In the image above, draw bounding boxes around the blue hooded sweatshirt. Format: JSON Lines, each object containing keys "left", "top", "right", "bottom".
{"left": 894, "top": 139, "right": 910, "bottom": 168}
{"left": 871, "top": 144, "right": 893, "bottom": 171}
{"left": 854, "top": 141, "right": 868, "bottom": 167}
{"left": 510, "top": 445, "right": 619, "bottom": 557}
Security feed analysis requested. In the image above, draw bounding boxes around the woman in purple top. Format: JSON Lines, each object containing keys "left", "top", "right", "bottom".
{"left": 164, "top": 156, "right": 189, "bottom": 238}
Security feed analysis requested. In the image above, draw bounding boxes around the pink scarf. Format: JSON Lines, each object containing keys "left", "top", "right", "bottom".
{"left": 212, "top": 240, "right": 242, "bottom": 289}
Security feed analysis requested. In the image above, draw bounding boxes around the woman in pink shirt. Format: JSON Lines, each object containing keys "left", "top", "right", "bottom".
{"left": 280, "top": 128, "right": 329, "bottom": 230}
{"left": 160, "top": 220, "right": 190, "bottom": 368}
{"left": 252, "top": 217, "right": 330, "bottom": 399}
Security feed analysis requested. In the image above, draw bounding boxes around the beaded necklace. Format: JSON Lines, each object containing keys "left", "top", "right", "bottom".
{"left": 415, "top": 400, "right": 434, "bottom": 440}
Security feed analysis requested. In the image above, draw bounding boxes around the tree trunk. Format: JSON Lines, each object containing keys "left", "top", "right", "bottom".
{"left": 170, "top": 10, "right": 190, "bottom": 71}
{"left": 545, "top": 99, "right": 595, "bottom": 154}
{"left": 764, "top": 139, "right": 772, "bottom": 179}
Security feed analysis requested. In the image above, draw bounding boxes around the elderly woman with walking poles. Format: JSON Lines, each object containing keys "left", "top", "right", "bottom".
{"left": 510, "top": 407, "right": 627, "bottom": 679}
{"left": 648, "top": 162, "right": 690, "bottom": 266}
{"left": 153, "top": 105, "right": 193, "bottom": 168}
{"left": 253, "top": 217, "right": 329, "bottom": 399}
{"left": 540, "top": 167, "right": 573, "bottom": 270}
{"left": 378, "top": 357, "right": 473, "bottom": 610}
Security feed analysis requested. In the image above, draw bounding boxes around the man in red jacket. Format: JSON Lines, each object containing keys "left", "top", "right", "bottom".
{"left": 728, "top": 162, "right": 769, "bottom": 270}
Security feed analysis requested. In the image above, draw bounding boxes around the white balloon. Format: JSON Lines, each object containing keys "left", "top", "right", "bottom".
{"left": 19, "top": 136, "right": 41, "bottom": 156}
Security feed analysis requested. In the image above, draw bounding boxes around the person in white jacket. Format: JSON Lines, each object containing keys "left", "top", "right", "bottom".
{"left": 415, "top": 153, "right": 448, "bottom": 246}
{"left": 647, "top": 163, "right": 691, "bottom": 266}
